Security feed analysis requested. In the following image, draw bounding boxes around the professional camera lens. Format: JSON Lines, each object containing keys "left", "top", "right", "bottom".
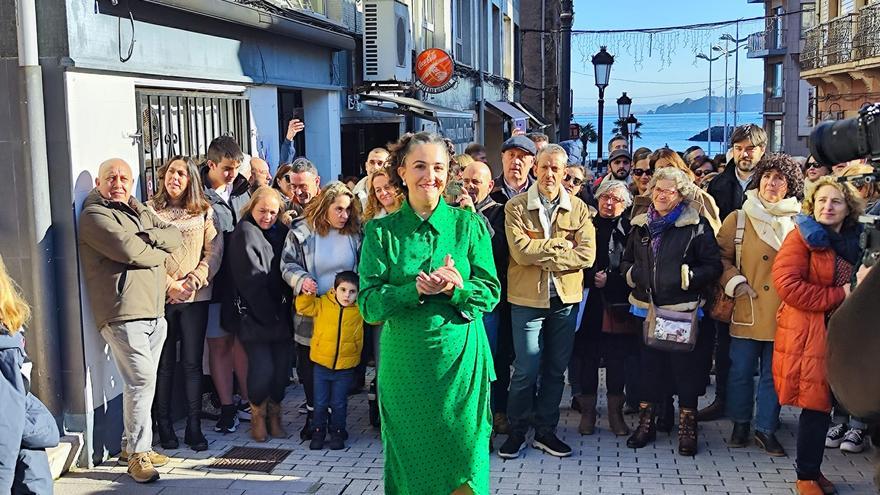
{"left": 810, "top": 117, "right": 865, "bottom": 168}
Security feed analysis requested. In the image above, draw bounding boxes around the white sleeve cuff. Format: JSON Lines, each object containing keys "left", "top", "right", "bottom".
{"left": 680, "top": 264, "right": 690, "bottom": 291}
{"left": 625, "top": 267, "right": 636, "bottom": 288}
{"left": 725, "top": 275, "right": 748, "bottom": 298}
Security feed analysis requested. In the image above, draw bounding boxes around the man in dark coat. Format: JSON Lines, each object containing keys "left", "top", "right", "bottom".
{"left": 490, "top": 136, "right": 536, "bottom": 205}
{"left": 699, "top": 123, "right": 767, "bottom": 422}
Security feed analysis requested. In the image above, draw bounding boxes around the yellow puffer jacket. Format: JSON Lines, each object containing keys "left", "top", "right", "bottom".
{"left": 295, "top": 290, "right": 364, "bottom": 370}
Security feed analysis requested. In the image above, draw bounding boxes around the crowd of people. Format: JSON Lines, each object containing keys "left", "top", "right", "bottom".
{"left": 66, "top": 119, "right": 878, "bottom": 495}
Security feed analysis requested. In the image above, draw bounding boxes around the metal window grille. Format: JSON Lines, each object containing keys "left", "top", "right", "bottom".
{"left": 135, "top": 89, "right": 251, "bottom": 200}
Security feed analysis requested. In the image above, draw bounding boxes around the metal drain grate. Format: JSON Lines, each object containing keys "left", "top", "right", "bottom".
{"left": 208, "top": 446, "right": 293, "bottom": 473}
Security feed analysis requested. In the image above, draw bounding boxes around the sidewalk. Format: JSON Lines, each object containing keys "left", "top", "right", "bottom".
{"left": 55, "top": 375, "right": 877, "bottom": 495}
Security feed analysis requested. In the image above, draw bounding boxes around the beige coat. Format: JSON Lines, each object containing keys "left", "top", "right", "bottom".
{"left": 504, "top": 184, "right": 596, "bottom": 308}
{"left": 718, "top": 211, "right": 782, "bottom": 341}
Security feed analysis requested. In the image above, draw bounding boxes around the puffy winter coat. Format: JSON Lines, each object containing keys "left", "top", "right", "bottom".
{"left": 296, "top": 290, "right": 364, "bottom": 370}
{"left": 772, "top": 218, "right": 851, "bottom": 412}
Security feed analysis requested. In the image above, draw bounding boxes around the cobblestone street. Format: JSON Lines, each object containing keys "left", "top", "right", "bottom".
{"left": 55, "top": 375, "right": 878, "bottom": 495}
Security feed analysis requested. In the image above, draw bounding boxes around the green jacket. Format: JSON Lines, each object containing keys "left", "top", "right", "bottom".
{"left": 78, "top": 189, "right": 182, "bottom": 329}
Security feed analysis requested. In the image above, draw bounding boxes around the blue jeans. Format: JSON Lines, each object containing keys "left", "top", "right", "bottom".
{"left": 313, "top": 365, "right": 354, "bottom": 433}
{"left": 507, "top": 298, "right": 578, "bottom": 435}
{"left": 725, "top": 337, "right": 780, "bottom": 434}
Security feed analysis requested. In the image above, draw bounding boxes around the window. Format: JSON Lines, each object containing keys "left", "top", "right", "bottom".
{"left": 423, "top": 0, "right": 435, "bottom": 29}
{"left": 514, "top": 24, "right": 522, "bottom": 82}
{"left": 503, "top": 15, "right": 513, "bottom": 80}
{"left": 771, "top": 63, "right": 783, "bottom": 98}
{"left": 454, "top": 0, "right": 472, "bottom": 65}
{"left": 773, "top": 7, "right": 784, "bottom": 49}
{"left": 800, "top": 2, "right": 817, "bottom": 37}
{"left": 769, "top": 120, "right": 783, "bottom": 152}
{"left": 492, "top": 5, "right": 501, "bottom": 75}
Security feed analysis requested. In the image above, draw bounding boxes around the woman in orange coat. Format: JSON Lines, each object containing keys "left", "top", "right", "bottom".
{"left": 772, "top": 176, "right": 864, "bottom": 495}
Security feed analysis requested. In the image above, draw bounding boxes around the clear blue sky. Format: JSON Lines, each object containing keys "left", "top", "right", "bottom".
{"left": 571, "top": 0, "right": 766, "bottom": 114}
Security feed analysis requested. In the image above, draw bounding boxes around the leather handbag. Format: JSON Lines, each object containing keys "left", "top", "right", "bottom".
{"left": 601, "top": 301, "right": 640, "bottom": 335}
{"left": 707, "top": 210, "right": 746, "bottom": 323}
{"left": 643, "top": 292, "right": 700, "bottom": 352}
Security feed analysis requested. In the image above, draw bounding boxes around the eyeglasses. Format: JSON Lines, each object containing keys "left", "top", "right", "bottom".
{"left": 598, "top": 194, "right": 626, "bottom": 204}
{"left": 653, "top": 187, "right": 680, "bottom": 198}
{"left": 563, "top": 175, "right": 584, "bottom": 187}
{"left": 631, "top": 169, "right": 653, "bottom": 177}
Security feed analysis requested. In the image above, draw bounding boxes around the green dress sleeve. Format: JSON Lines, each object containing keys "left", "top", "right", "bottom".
{"left": 448, "top": 215, "right": 500, "bottom": 320}
{"left": 357, "top": 221, "right": 422, "bottom": 324}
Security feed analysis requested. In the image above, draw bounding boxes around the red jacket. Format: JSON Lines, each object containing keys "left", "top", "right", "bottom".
{"left": 772, "top": 226, "right": 847, "bottom": 413}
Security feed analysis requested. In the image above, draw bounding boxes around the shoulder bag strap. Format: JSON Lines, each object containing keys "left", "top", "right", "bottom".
{"left": 734, "top": 210, "right": 746, "bottom": 270}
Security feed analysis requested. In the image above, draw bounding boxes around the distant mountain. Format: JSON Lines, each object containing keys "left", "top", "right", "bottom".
{"left": 647, "top": 94, "right": 763, "bottom": 115}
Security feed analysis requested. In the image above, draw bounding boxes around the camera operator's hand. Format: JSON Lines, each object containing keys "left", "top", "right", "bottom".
{"left": 856, "top": 264, "right": 872, "bottom": 285}
{"left": 734, "top": 282, "right": 757, "bottom": 299}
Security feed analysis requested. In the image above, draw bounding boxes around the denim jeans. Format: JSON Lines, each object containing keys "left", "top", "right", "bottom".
{"left": 100, "top": 318, "right": 167, "bottom": 454}
{"left": 313, "top": 365, "right": 354, "bottom": 433}
{"left": 507, "top": 298, "right": 577, "bottom": 435}
{"left": 725, "top": 337, "right": 781, "bottom": 434}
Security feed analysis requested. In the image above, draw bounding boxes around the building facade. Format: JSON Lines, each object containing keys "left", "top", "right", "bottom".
{"left": 800, "top": 0, "right": 880, "bottom": 128}
{"left": 746, "top": 0, "right": 813, "bottom": 156}
{"left": 520, "top": 0, "right": 560, "bottom": 142}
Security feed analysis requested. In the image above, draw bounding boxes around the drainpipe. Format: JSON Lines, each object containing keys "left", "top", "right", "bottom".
{"left": 15, "top": 0, "right": 64, "bottom": 417}
{"left": 478, "top": 1, "right": 485, "bottom": 144}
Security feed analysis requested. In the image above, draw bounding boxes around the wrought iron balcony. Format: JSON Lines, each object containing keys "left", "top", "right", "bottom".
{"left": 800, "top": 24, "right": 824, "bottom": 70}
{"left": 747, "top": 28, "right": 787, "bottom": 58}
{"left": 854, "top": 2, "right": 880, "bottom": 60}
{"left": 825, "top": 13, "right": 858, "bottom": 66}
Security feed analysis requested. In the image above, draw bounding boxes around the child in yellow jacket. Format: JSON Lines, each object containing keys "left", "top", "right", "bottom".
{"left": 295, "top": 270, "right": 363, "bottom": 450}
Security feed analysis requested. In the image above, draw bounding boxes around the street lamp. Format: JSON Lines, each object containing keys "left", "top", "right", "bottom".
{"left": 626, "top": 114, "right": 638, "bottom": 149}
{"left": 617, "top": 92, "right": 632, "bottom": 120}
{"left": 592, "top": 46, "right": 614, "bottom": 163}
{"left": 712, "top": 44, "right": 732, "bottom": 146}
{"left": 696, "top": 50, "right": 724, "bottom": 155}
{"left": 720, "top": 31, "right": 749, "bottom": 128}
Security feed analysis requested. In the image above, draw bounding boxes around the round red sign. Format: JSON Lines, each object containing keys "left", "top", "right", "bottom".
{"left": 415, "top": 48, "right": 454, "bottom": 89}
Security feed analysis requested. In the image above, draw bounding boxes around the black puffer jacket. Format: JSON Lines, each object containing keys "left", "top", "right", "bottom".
{"left": 621, "top": 203, "right": 722, "bottom": 311}
{"left": 222, "top": 216, "right": 293, "bottom": 343}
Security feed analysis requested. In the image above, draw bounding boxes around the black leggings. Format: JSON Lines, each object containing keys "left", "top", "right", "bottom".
{"left": 296, "top": 343, "right": 315, "bottom": 407}
{"left": 636, "top": 318, "right": 703, "bottom": 409}
{"left": 245, "top": 341, "right": 292, "bottom": 404}
{"left": 577, "top": 329, "right": 638, "bottom": 397}
{"left": 155, "top": 301, "right": 209, "bottom": 421}
{"left": 797, "top": 408, "right": 831, "bottom": 481}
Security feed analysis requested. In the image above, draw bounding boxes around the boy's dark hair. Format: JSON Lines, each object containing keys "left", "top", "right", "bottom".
{"left": 207, "top": 136, "right": 244, "bottom": 164}
{"left": 334, "top": 270, "right": 359, "bottom": 289}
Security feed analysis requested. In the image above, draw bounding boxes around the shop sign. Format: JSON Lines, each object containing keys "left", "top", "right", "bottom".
{"left": 414, "top": 48, "right": 456, "bottom": 94}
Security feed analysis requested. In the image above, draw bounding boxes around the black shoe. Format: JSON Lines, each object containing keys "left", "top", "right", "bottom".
{"left": 755, "top": 431, "right": 786, "bottom": 457}
{"left": 532, "top": 431, "right": 572, "bottom": 458}
{"left": 215, "top": 404, "right": 239, "bottom": 434}
{"left": 184, "top": 419, "right": 209, "bottom": 452}
{"left": 497, "top": 432, "right": 526, "bottom": 459}
{"left": 729, "top": 422, "right": 750, "bottom": 448}
{"left": 300, "top": 411, "right": 314, "bottom": 441}
{"left": 309, "top": 427, "right": 325, "bottom": 450}
{"left": 696, "top": 398, "right": 726, "bottom": 422}
{"left": 328, "top": 430, "right": 345, "bottom": 450}
{"left": 157, "top": 421, "right": 179, "bottom": 450}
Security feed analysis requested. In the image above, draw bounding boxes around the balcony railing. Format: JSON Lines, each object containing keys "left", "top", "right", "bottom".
{"left": 800, "top": 5, "right": 880, "bottom": 72}
{"left": 747, "top": 28, "right": 786, "bottom": 58}
{"left": 854, "top": 3, "right": 880, "bottom": 60}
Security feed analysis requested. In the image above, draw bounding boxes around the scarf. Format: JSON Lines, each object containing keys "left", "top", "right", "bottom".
{"left": 647, "top": 202, "right": 686, "bottom": 255}
{"left": 741, "top": 189, "right": 800, "bottom": 251}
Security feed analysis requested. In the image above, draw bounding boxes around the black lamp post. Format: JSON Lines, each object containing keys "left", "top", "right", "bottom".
{"left": 626, "top": 114, "right": 638, "bottom": 149}
{"left": 617, "top": 92, "right": 632, "bottom": 121}
{"left": 592, "top": 46, "right": 614, "bottom": 164}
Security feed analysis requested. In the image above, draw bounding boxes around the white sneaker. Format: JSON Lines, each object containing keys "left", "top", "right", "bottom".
{"left": 825, "top": 423, "right": 847, "bottom": 448}
{"left": 840, "top": 428, "right": 867, "bottom": 453}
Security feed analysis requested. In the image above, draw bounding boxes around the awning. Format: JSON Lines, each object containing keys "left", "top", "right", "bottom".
{"left": 358, "top": 93, "right": 472, "bottom": 122}
{"left": 511, "top": 101, "right": 550, "bottom": 129}
{"left": 486, "top": 101, "right": 530, "bottom": 122}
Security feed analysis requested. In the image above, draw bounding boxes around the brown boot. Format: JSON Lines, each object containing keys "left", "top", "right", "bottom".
{"left": 606, "top": 395, "right": 631, "bottom": 436}
{"left": 576, "top": 395, "right": 597, "bottom": 435}
{"left": 678, "top": 407, "right": 698, "bottom": 456}
{"left": 249, "top": 402, "right": 268, "bottom": 442}
{"left": 626, "top": 402, "right": 656, "bottom": 448}
{"left": 267, "top": 401, "right": 287, "bottom": 438}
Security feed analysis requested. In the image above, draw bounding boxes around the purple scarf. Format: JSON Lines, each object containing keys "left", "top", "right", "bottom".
{"left": 647, "top": 202, "right": 686, "bottom": 255}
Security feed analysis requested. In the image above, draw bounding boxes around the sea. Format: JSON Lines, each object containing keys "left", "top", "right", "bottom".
{"left": 572, "top": 111, "right": 763, "bottom": 158}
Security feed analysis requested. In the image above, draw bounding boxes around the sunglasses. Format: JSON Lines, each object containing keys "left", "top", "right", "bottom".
{"left": 693, "top": 169, "right": 710, "bottom": 177}
{"left": 631, "top": 169, "right": 653, "bottom": 177}
{"left": 563, "top": 175, "right": 584, "bottom": 187}
{"left": 806, "top": 162, "right": 822, "bottom": 169}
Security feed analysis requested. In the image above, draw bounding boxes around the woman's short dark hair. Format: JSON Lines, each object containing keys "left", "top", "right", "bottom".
{"left": 746, "top": 153, "right": 805, "bottom": 200}
{"left": 387, "top": 132, "right": 456, "bottom": 192}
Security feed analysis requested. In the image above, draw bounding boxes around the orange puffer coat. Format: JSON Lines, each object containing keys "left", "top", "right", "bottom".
{"left": 772, "top": 224, "right": 847, "bottom": 413}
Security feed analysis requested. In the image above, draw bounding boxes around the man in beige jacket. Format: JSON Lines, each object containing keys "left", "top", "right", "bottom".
{"left": 498, "top": 144, "right": 596, "bottom": 460}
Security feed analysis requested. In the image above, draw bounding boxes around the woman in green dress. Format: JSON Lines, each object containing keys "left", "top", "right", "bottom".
{"left": 358, "top": 132, "right": 501, "bottom": 495}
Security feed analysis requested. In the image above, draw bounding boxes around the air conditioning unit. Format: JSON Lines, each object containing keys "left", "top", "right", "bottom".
{"left": 362, "top": 0, "right": 412, "bottom": 82}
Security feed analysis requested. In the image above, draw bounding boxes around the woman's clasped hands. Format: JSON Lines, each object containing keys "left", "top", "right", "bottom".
{"left": 416, "top": 254, "right": 464, "bottom": 296}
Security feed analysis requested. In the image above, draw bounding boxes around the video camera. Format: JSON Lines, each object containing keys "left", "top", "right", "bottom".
{"left": 810, "top": 103, "right": 880, "bottom": 266}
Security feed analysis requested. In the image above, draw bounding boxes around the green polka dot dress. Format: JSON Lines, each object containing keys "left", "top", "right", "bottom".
{"left": 358, "top": 199, "right": 501, "bottom": 495}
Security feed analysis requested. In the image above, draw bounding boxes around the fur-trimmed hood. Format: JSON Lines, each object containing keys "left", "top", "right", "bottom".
{"left": 630, "top": 202, "right": 702, "bottom": 229}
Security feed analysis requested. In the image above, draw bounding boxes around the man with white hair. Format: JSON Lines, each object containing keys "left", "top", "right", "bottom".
{"left": 500, "top": 144, "right": 596, "bottom": 459}
{"left": 79, "top": 158, "right": 182, "bottom": 483}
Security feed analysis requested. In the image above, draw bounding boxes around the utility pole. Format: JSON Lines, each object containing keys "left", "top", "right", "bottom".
{"left": 558, "top": 0, "right": 573, "bottom": 143}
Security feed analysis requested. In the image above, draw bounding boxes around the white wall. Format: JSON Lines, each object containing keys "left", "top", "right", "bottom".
{"left": 246, "top": 86, "right": 281, "bottom": 171}
{"left": 303, "top": 89, "right": 343, "bottom": 181}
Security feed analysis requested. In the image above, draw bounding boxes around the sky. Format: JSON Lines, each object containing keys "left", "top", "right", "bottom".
{"left": 570, "top": 0, "right": 766, "bottom": 115}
